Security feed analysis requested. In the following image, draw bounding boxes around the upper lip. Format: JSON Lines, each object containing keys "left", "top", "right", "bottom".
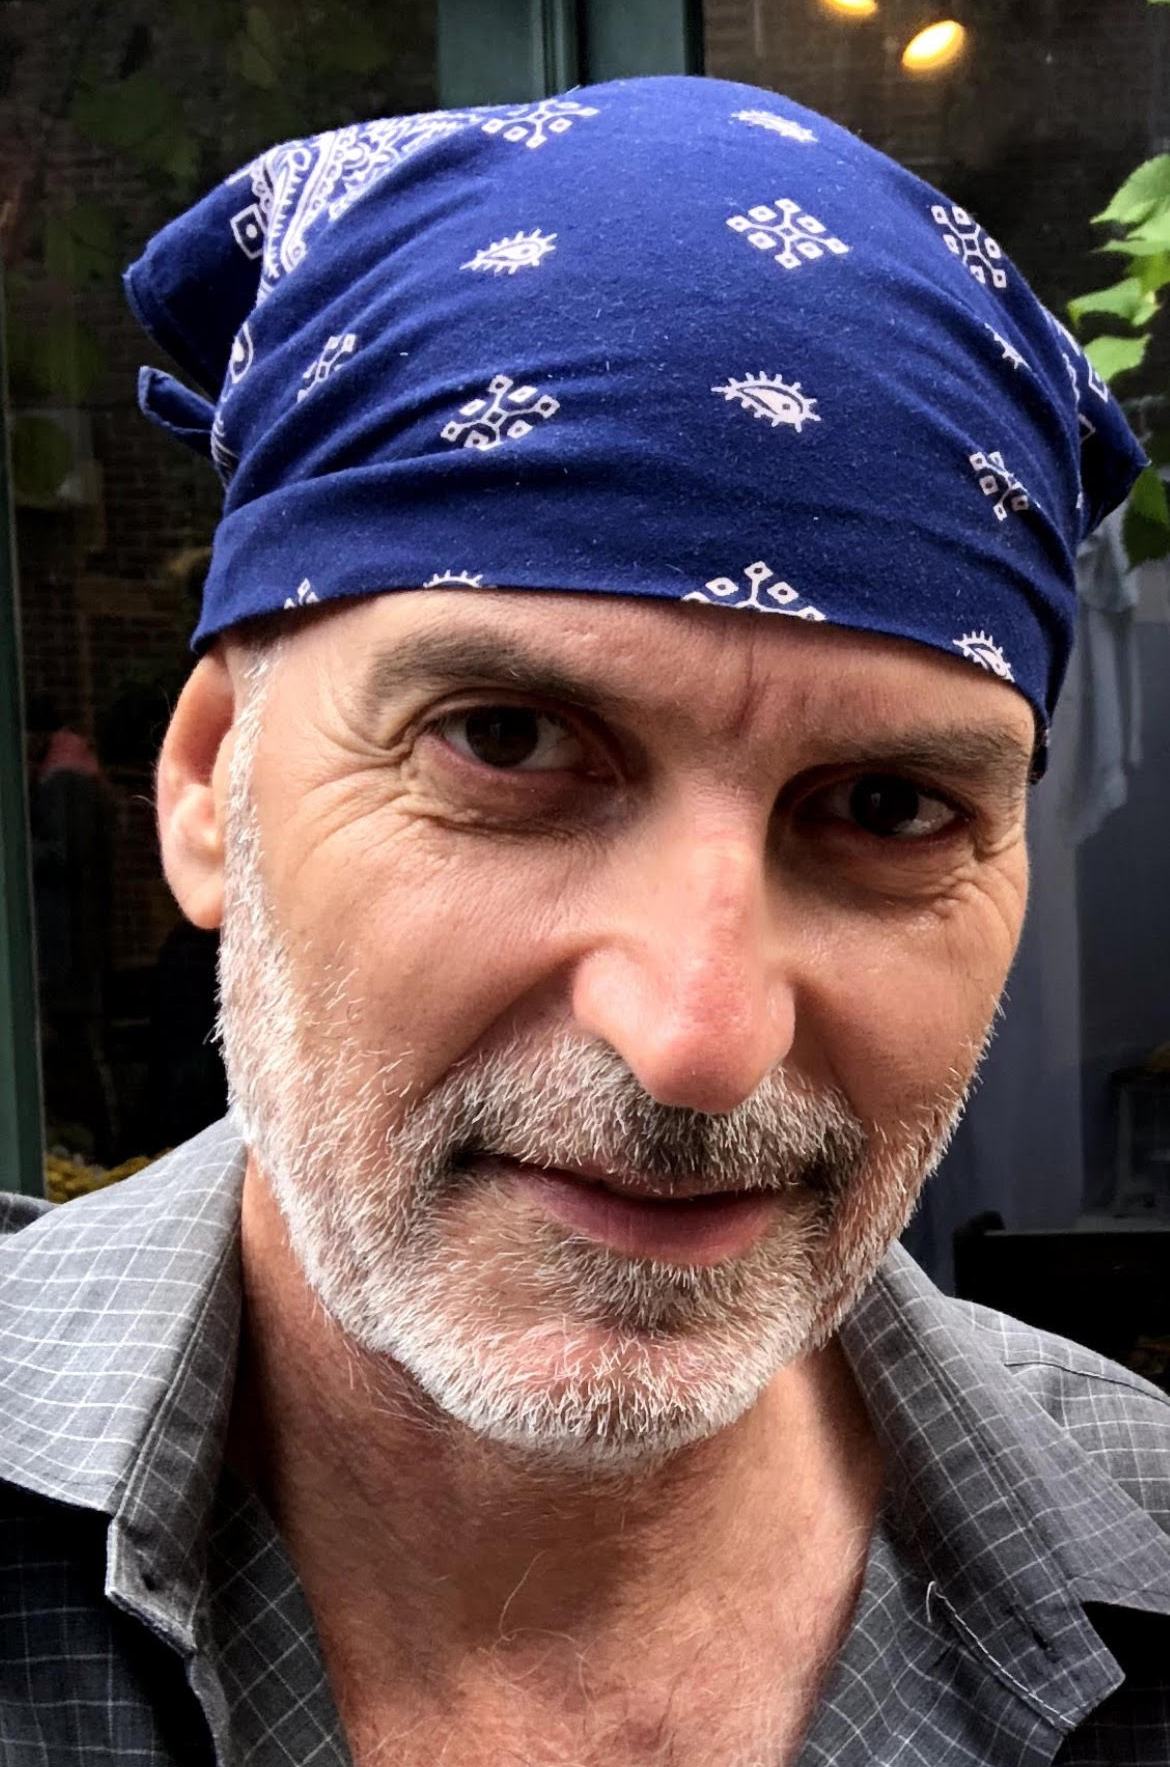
{"left": 492, "top": 1155, "right": 747, "bottom": 1203}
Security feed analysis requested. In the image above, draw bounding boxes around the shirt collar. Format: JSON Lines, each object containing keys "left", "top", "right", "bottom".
{"left": 840, "top": 1242, "right": 1170, "bottom": 1737}
{"left": 0, "top": 1116, "right": 246, "bottom": 1651}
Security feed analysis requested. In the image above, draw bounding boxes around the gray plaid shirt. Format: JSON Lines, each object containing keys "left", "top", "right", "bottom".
{"left": 2, "top": 1117, "right": 1170, "bottom": 1766}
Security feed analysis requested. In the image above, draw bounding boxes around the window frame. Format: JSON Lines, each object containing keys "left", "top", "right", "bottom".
{"left": 0, "top": 279, "right": 45, "bottom": 1198}
{"left": 437, "top": 0, "right": 700, "bottom": 104}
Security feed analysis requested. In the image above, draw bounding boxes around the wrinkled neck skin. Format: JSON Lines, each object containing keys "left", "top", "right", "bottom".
{"left": 230, "top": 1153, "right": 884, "bottom": 1727}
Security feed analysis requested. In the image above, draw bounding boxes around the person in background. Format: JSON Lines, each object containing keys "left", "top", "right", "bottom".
{"left": 24, "top": 690, "right": 115, "bottom": 1159}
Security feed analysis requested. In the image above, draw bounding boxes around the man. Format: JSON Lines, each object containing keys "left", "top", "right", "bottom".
{"left": 3, "top": 76, "right": 1169, "bottom": 1767}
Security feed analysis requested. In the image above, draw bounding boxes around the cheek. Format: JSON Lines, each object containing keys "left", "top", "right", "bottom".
{"left": 801, "top": 863, "right": 1026, "bottom": 1123}
{"left": 274, "top": 814, "right": 587, "bottom": 1077}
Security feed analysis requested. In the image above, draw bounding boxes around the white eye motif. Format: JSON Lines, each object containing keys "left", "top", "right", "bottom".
{"left": 228, "top": 321, "right": 254, "bottom": 383}
{"left": 953, "top": 631, "right": 1013, "bottom": 681}
{"left": 732, "top": 109, "right": 817, "bottom": 144}
{"left": 462, "top": 229, "right": 558, "bottom": 275}
{"left": 712, "top": 373, "right": 820, "bottom": 433}
{"left": 421, "top": 571, "right": 486, "bottom": 589}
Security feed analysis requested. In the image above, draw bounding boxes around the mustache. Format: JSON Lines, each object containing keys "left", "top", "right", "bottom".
{"left": 392, "top": 1035, "right": 869, "bottom": 1201}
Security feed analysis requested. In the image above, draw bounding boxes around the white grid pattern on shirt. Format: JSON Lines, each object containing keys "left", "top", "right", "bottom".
{"left": 1, "top": 1119, "right": 1170, "bottom": 1764}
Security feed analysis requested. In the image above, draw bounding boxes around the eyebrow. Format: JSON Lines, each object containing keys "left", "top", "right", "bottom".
{"left": 359, "top": 628, "right": 644, "bottom": 722}
{"left": 798, "top": 730, "right": 1034, "bottom": 803}
{"left": 358, "top": 626, "right": 1034, "bottom": 796}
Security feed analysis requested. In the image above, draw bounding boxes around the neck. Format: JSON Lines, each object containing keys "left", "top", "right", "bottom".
{"left": 230, "top": 1156, "right": 883, "bottom": 1694}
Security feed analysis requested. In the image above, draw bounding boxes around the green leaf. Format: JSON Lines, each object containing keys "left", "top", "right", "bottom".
{"left": 162, "top": 134, "right": 200, "bottom": 190}
{"left": 1100, "top": 234, "right": 1170, "bottom": 258}
{"left": 70, "top": 70, "right": 197, "bottom": 188}
{"left": 245, "top": 4, "right": 277, "bottom": 57}
{"left": 1135, "top": 250, "right": 1170, "bottom": 294}
{"left": 1129, "top": 461, "right": 1170, "bottom": 527}
{"left": 48, "top": 318, "right": 105, "bottom": 402}
{"left": 72, "top": 70, "right": 169, "bottom": 151}
{"left": 1123, "top": 510, "right": 1170, "bottom": 567}
{"left": 11, "top": 414, "right": 75, "bottom": 505}
{"left": 1084, "top": 332, "right": 1150, "bottom": 381}
{"left": 1095, "top": 154, "right": 1170, "bottom": 226}
{"left": 233, "top": 5, "right": 282, "bottom": 88}
{"left": 1122, "top": 201, "right": 1170, "bottom": 252}
{"left": 234, "top": 32, "right": 279, "bottom": 88}
{"left": 1067, "top": 277, "right": 1157, "bottom": 328}
{"left": 43, "top": 202, "right": 118, "bottom": 285}
{"left": 6, "top": 315, "right": 106, "bottom": 402}
{"left": 4, "top": 316, "right": 50, "bottom": 401}
{"left": 1124, "top": 467, "right": 1170, "bottom": 566}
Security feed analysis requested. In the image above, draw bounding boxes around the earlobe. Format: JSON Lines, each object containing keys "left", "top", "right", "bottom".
{"left": 156, "top": 654, "right": 238, "bottom": 930}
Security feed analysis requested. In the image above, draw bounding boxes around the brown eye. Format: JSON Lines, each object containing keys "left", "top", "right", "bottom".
{"left": 439, "top": 706, "right": 586, "bottom": 771}
{"left": 816, "top": 774, "right": 959, "bottom": 839}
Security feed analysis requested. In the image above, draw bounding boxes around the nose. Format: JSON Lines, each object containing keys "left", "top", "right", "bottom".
{"left": 571, "top": 817, "right": 798, "bottom": 1115}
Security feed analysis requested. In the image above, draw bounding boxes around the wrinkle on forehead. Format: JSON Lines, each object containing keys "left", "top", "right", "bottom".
{"left": 307, "top": 587, "right": 1034, "bottom": 767}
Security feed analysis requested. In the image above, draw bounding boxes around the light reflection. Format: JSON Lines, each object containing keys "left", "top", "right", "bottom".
{"left": 901, "top": 19, "right": 968, "bottom": 71}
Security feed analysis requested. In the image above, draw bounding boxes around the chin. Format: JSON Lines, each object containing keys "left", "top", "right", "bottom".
{"left": 341, "top": 1247, "right": 837, "bottom": 1470}
{"left": 396, "top": 1328, "right": 783, "bottom": 1470}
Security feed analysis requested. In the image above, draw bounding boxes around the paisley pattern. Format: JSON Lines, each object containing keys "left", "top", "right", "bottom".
{"left": 124, "top": 76, "right": 1147, "bottom": 742}
{"left": 712, "top": 373, "right": 819, "bottom": 432}
{"left": 953, "top": 631, "right": 1013, "bottom": 680}
{"left": 462, "top": 230, "right": 557, "bottom": 274}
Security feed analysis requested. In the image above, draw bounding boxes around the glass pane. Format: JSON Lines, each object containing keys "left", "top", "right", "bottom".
{"left": 703, "top": 1, "right": 1170, "bottom": 1374}
{"left": 705, "top": 2, "right": 1167, "bottom": 324}
{"left": 5, "top": 0, "right": 438, "bottom": 1197}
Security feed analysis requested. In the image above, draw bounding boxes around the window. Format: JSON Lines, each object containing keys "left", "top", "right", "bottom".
{"left": 0, "top": 0, "right": 697, "bottom": 1197}
{"left": 704, "top": 0, "right": 1170, "bottom": 1371}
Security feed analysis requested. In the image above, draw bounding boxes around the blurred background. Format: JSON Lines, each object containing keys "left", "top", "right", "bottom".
{"left": 1, "top": 0, "right": 1168, "bottom": 1377}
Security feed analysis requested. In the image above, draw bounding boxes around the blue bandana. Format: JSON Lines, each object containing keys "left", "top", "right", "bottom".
{"left": 125, "top": 74, "right": 1144, "bottom": 752}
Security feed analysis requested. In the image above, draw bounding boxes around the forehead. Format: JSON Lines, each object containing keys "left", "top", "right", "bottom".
{"left": 274, "top": 587, "right": 1035, "bottom": 763}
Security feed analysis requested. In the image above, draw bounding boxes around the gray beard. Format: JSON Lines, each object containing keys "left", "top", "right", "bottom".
{"left": 217, "top": 712, "right": 971, "bottom": 1469}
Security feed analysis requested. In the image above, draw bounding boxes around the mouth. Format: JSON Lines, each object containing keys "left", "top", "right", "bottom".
{"left": 464, "top": 1154, "right": 784, "bottom": 1266}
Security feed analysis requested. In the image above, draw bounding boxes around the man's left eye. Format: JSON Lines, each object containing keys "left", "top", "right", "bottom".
{"left": 813, "top": 774, "right": 961, "bottom": 840}
{"left": 435, "top": 706, "right": 587, "bottom": 772}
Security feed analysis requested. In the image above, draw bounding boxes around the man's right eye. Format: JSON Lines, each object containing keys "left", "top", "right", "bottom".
{"left": 434, "top": 706, "right": 589, "bottom": 772}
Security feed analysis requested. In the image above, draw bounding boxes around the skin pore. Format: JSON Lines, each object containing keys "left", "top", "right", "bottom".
{"left": 157, "top": 589, "right": 1033, "bottom": 1766}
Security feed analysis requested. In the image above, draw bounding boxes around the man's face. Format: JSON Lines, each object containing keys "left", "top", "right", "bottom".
{"left": 214, "top": 590, "right": 1031, "bottom": 1465}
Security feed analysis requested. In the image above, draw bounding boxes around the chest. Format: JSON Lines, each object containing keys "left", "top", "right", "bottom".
{"left": 343, "top": 1697, "right": 813, "bottom": 1767}
{"left": 335, "top": 1624, "right": 839, "bottom": 1767}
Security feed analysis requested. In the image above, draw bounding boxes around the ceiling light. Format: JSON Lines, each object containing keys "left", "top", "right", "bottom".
{"left": 822, "top": 0, "right": 879, "bottom": 17}
{"left": 901, "top": 19, "right": 967, "bottom": 71}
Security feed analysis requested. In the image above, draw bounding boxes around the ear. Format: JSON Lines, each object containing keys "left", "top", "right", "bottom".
{"left": 156, "top": 652, "right": 239, "bottom": 930}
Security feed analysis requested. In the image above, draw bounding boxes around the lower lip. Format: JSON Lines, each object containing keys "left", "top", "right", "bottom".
{"left": 484, "top": 1160, "right": 782, "bottom": 1265}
